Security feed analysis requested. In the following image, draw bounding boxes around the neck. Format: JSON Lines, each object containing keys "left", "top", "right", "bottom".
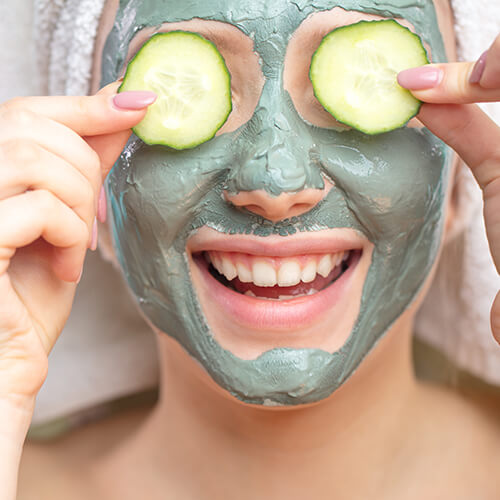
{"left": 100, "top": 312, "right": 420, "bottom": 499}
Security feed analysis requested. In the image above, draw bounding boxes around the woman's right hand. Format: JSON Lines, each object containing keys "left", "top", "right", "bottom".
{"left": 398, "top": 33, "right": 500, "bottom": 344}
{"left": 0, "top": 83, "right": 155, "bottom": 408}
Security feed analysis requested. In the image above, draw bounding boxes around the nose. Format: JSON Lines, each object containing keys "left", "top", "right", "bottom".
{"left": 224, "top": 181, "right": 333, "bottom": 222}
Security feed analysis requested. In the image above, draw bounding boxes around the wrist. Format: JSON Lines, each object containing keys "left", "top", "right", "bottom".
{"left": 0, "top": 395, "right": 35, "bottom": 445}
{"left": 0, "top": 396, "right": 35, "bottom": 500}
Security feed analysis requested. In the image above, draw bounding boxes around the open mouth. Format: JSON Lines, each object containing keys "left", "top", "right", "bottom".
{"left": 187, "top": 227, "right": 371, "bottom": 353}
{"left": 198, "top": 250, "right": 360, "bottom": 301}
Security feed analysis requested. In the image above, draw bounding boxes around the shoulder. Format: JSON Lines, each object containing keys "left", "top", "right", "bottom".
{"left": 17, "top": 406, "right": 150, "bottom": 500}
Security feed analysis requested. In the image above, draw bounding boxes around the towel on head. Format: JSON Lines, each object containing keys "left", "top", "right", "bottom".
{"left": 34, "top": 0, "right": 107, "bottom": 95}
{"left": 31, "top": 0, "right": 500, "bottom": 425}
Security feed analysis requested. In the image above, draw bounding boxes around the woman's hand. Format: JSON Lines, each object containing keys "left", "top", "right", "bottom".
{"left": 398, "top": 33, "right": 500, "bottom": 344}
{"left": 0, "top": 83, "right": 155, "bottom": 407}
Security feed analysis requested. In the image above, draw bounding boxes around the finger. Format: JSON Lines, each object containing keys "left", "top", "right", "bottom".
{"left": 419, "top": 103, "right": 500, "bottom": 279}
{"left": 0, "top": 110, "right": 102, "bottom": 212}
{"left": 480, "top": 33, "right": 500, "bottom": 89}
{"left": 0, "top": 190, "right": 89, "bottom": 282}
{"left": 1, "top": 82, "right": 156, "bottom": 137}
{"left": 417, "top": 103, "right": 500, "bottom": 189}
{"left": 398, "top": 33, "right": 500, "bottom": 103}
{"left": 490, "top": 290, "right": 500, "bottom": 345}
{"left": 85, "top": 129, "right": 133, "bottom": 181}
{"left": 398, "top": 62, "right": 500, "bottom": 103}
{"left": 0, "top": 140, "right": 96, "bottom": 235}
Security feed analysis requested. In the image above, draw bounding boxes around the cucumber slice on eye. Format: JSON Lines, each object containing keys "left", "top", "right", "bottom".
{"left": 119, "top": 31, "right": 232, "bottom": 150}
{"left": 310, "top": 20, "right": 429, "bottom": 135}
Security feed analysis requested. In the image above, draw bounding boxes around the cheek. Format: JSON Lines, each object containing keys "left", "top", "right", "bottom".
{"left": 318, "top": 129, "right": 448, "bottom": 245}
{"left": 107, "top": 144, "right": 231, "bottom": 250}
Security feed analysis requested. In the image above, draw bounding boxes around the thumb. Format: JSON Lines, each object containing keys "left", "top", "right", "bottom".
{"left": 4, "top": 81, "right": 156, "bottom": 137}
{"left": 85, "top": 129, "right": 134, "bottom": 181}
{"left": 397, "top": 61, "right": 500, "bottom": 104}
{"left": 398, "top": 33, "right": 500, "bottom": 104}
{"left": 85, "top": 81, "right": 157, "bottom": 180}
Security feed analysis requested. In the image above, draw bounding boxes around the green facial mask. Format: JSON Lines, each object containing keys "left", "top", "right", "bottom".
{"left": 102, "top": 0, "right": 453, "bottom": 405}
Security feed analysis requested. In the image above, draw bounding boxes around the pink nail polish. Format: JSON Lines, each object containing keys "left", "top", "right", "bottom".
{"left": 91, "top": 219, "right": 98, "bottom": 251}
{"left": 112, "top": 91, "right": 157, "bottom": 110}
{"left": 98, "top": 187, "right": 107, "bottom": 224}
{"left": 77, "top": 268, "right": 83, "bottom": 284}
{"left": 469, "top": 50, "right": 488, "bottom": 84}
{"left": 397, "top": 66, "right": 443, "bottom": 90}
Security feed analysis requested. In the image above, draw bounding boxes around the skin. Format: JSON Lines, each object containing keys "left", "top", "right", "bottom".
{"left": 0, "top": 0, "right": 495, "bottom": 498}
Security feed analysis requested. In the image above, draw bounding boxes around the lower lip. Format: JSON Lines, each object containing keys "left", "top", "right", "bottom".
{"left": 192, "top": 252, "right": 361, "bottom": 330}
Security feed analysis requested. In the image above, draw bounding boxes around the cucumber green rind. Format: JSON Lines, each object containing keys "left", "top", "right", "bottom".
{"left": 119, "top": 31, "right": 232, "bottom": 150}
{"left": 310, "top": 20, "right": 429, "bottom": 135}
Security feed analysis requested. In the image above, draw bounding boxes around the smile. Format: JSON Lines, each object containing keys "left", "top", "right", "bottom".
{"left": 203, "top": 250, "right": 356, "bottom": 299}
{"left": 188, "top": 227, "right": 373, "bottom": 359}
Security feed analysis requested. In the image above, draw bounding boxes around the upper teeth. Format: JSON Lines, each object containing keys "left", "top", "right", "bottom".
{"left": 207, "top": 251, "right": 347, "bottom": 287}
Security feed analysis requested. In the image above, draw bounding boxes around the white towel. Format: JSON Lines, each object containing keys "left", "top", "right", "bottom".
{"left": 30, "top": 0, "right": 500, "bottom": 425}
{"left": 416, "top": 0, "right": 500, "bottom": 385}
{"left": 34, "top": 0, "right": 107, "bottom": 95}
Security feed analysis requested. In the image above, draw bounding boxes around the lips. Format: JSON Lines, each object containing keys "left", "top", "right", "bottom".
{"left": 187, "top": 227, "right": 371, "bottom": 343}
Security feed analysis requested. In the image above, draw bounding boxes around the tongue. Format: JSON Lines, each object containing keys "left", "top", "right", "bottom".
{"left": 231, "top": 266, "right": 342, "bottom": 299}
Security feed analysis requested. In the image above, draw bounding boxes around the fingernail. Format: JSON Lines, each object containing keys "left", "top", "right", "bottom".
{"left": 91, "top": 218, "right": 98, "bottom": 251}
{"left": 98, "top": 187, "right": 107, "bottom": 224}
{"left": 112, "top": 91, "right": 157, "bottom": 110}
{"left": 469, "top": 50, "right": 488, "bottom": 84}
{"left": 76, "top": 268, "right": 83, "bottom": 284}
{"left": 397, "top": 66, "right": 443, "bottom": 90}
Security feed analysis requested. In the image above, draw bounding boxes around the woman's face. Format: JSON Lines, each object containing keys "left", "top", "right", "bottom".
{"left": 97, "top": 0, "right": 455, "bottom": 405}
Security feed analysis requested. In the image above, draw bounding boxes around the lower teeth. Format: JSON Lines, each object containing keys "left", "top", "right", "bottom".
{"left": 244, "top": 289, "right": 320, "bottom": 300}
{"left": 206, "top": 251, "right": 354, "bottom": 299}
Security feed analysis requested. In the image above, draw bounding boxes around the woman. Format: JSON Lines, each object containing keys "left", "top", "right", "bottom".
{"left": 1, "top": 0, "right": 499, "bottom": 498}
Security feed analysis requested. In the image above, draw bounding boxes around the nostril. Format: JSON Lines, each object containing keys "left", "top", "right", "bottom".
{"left": 224, "top": 182, "right": 333, "bottom": 223}
{"left": 245, "top": 204, "right": 264, "bottom": 214}
{"left": 292, "top": 202, "right": 315, "bottom": 212}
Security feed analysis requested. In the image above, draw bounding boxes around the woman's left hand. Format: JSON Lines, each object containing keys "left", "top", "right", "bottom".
{"left": 398, "top": 33, "right": 500, "bottom": 344}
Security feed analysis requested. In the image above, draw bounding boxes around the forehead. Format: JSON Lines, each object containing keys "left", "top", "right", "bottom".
{"left": 100, "top": 0, "right": 447, "bottom": 86}
{"left": 113, "top": 0, "right": 438, "bottom": 24}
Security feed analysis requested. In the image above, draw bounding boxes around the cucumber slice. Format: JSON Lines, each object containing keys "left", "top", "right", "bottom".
{"left": 119, "top": 31, "right": 232, "bottom": 150}
{"left": 310, "top": 20, "right": 429, "bottom": 135}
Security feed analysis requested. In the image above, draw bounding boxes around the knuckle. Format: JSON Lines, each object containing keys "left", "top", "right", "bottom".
{"left": 84, "top": 148, "right": 102, "bottom": 186}
{"left": 75, "top": 218, "right": 91, "bottom": 246}
{"left": 81, "top": 180, "right": 95, "bottom": 204}
{"left": 76, "top": 181, "right": 96, "bottom": 217}
{"left": 87, "top": 148, "right": 101, "bottom": 175}
{"left": 0, "top": 107, "right": 37, "bottom": 128}
{"left": 2, "top": 138, "right": 40, "bottom": 165}
{"left": 1, "top": 96, "right": 26, "bottom": 113}
{"left": 73, "top": 96, "right": 90, "bottom": 120}
{"left": 32, "top": 189, "right": 56, "bottom": 213}
{"left": 452, "top": 66, "right": 471, "bottom": 99}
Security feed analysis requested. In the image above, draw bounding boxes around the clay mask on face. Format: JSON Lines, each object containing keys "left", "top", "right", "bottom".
{"left": 102, "top": 0, "right": 453, "bottom": 405}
